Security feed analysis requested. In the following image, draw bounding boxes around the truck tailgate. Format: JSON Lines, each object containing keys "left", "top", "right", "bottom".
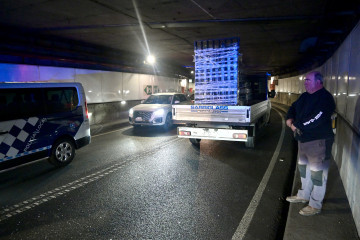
{"left": 172, "top": 100, "right": 270, "bottom": 124}
{"left": 172, "top": 105, "right": 251, "bottom": 123}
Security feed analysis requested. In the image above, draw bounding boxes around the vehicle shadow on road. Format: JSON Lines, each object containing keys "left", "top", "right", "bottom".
{"left": 121, "top": 125, "right": 178, "bottom": 138}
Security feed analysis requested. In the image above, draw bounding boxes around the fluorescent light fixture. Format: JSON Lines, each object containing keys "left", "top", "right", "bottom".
{"left": 181, "top": 79, "right": 187, "bottom": 87}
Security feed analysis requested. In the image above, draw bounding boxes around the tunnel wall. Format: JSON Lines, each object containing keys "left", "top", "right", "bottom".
{"left": 0, "top": 64, "right": 183, "bottom": 125}
{"left": 272, "top": 21, "right": 360, "bottom": 234}
{"left": 87, "top": 100, "right": 142, "bottom": 126}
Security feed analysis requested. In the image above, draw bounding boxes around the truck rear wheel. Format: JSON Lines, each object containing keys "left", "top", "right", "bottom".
{"left": 245, "top": 137, "right": 255, "bottom": 148}
{"left": 189, "top": 138, "right": 201, "bottom": 146}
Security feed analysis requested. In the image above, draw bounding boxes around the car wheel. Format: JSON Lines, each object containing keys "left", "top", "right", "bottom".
{"left": 49, "top": 138, "right": 75, "bottom": 167}
{"left": 162, "top": 113, "right": 173, "bottom": 131}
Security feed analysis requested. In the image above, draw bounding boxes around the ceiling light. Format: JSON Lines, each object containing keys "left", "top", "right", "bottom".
{"left": 146, "top": 55, "right": 156, "bottom": 65}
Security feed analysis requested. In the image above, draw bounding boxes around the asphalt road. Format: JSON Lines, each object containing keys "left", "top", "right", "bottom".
{"left": 0, "top": 108, "right": 297, "bottom": 240}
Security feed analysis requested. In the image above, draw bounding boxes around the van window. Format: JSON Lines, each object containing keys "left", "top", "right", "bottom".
{"left": 0, "top": 87, "right": 79, "bottom": 121}
{"left": 44, "top": 88, "right": 79, "bottom": 114}
{"left": 0, "top": 88, "right": 44, "bottom": 121}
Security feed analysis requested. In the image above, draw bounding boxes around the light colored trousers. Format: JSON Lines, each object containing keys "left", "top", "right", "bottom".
{"left": 296, "top": 138, "right": 333, "bottom": 209}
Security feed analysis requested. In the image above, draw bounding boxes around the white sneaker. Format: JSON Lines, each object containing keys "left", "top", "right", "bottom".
{"left": 299, "top": 206, "right": 321, "bottom": 216}
{"left": 286, "top": 196, "right": 308, "bottom": 203}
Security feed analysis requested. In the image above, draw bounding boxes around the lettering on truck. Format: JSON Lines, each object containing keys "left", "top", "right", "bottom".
{"left": 191, "top": 105, "right": 229, "bottom": 113}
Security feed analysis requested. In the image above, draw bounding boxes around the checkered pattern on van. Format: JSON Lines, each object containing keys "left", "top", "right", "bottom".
{"left": 0, "top": 117, "right": 41, "bottom": 161}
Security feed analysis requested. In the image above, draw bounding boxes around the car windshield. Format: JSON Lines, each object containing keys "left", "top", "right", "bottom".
{"left": 144, "top": 95, "right": 172, "bottom": 104}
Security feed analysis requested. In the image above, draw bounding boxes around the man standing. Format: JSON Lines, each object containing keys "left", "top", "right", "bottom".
{"left": 286, "top": 71, "right": 335, "bottom": 216}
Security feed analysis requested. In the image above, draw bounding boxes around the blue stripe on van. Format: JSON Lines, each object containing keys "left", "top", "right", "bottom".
{"left": 0, "top": 146, "right": 51, "bottom": 162}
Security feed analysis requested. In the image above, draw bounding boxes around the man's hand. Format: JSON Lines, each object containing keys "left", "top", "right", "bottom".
{"left": 286, "top": 118, "right": 297, "bottom": 132}
{"left": 286, "top": 119, "right": 293, "bottom": 128}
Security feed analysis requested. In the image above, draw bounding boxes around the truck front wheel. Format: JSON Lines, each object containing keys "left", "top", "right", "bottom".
{"left": 162, "top": 113, "right": 173, "bottom": 131}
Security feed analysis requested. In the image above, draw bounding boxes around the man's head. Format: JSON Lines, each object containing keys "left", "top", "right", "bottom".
{"left": 304, "top": 71, "right": 324, "bottom": 94}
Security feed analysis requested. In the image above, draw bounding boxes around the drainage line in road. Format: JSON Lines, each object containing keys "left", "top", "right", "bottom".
{"left": 232, "top": 108, "right": 285, "bottom": 240}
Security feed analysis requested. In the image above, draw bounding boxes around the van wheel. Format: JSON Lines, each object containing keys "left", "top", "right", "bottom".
{"left": 49, "top": 138, "right": 75, "bottom": 167}
{"left": 189, "top": 138, "right": 201, "bottom": 146}
{"left": 162, "top": 113, "right": 173, "bottom": 131}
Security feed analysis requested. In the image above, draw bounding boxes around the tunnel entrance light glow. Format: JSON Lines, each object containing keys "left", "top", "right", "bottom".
{"left": 194, "top": 38, "right": 239, "bottom": 105}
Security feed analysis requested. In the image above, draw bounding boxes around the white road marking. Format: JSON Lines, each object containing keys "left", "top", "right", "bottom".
{"left": 232, "top": 108, "right": 285, "bottom": 240}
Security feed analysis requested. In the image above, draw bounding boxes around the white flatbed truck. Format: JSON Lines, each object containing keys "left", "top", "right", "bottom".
{"left": 172, "top": 37, "right": 271, "bottom": 148}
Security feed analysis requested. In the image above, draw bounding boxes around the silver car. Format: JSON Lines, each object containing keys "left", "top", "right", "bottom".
{"left": 129, "top": 93, "right": 190, "bottom": 130}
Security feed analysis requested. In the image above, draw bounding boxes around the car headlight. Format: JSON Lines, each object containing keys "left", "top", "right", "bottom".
{"left": 153, "top": 109, "right": 165, "bottom": 117}
{"left": 129, "top": 108, "right": 134, "bottom": 117}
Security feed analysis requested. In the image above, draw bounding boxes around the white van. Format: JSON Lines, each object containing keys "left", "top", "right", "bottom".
{"left": 0, "top": 82, "right": 91, "bottom": 171}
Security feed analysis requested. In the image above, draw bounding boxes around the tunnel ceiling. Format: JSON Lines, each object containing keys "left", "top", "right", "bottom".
{"left": 0, "top": 0, "right": 359, "bottom": 77}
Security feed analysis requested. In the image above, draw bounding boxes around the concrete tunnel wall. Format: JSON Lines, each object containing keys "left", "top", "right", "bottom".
{"left": 272, "top": 20, "right": 360, "bottom": 235}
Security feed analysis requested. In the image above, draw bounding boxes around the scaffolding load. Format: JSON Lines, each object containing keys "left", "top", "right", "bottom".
{"left": 194, "top": 38, "right": 239, "bottom": 105}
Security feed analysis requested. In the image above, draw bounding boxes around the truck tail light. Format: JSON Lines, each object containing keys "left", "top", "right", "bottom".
{"left": 233, "top": 133, "right": 247, "bottom": 139}
{"left": 179, "top": 131, "right": 191, "bottom": 136}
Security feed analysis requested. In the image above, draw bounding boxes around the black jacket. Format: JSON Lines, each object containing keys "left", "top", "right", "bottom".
{"left": 286, "top": 87, "right": 335, "bottom": 142}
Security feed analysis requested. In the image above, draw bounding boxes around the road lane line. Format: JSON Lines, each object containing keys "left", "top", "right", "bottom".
{"left": 232, "top": 108, "right": 285, "bottom": 240}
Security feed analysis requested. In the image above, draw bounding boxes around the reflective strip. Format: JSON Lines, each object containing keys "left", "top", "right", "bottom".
{"left": 0, "top": 145, "right": 51, "bottom": 162}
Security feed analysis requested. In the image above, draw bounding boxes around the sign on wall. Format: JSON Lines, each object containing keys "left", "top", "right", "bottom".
{"left": 144, "top": 85, "right": 152, "bottom": 95}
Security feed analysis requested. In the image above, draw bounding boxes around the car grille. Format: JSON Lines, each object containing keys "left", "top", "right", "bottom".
{"left": 134, "top": 111, "right": 152, "bottom": 121}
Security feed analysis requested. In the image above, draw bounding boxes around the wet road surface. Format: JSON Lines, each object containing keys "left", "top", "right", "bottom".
{"left": 0, "top": 109, "right": 297, "bottom": 239}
